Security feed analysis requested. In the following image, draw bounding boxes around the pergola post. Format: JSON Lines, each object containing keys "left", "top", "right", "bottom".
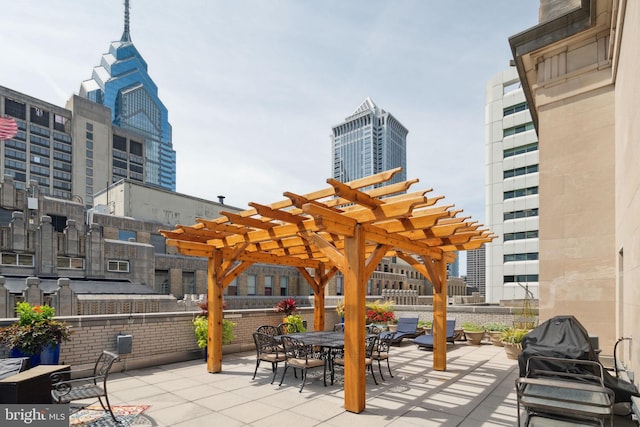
{"left": 433, "top": 257, "right": 448, "bottom": 371}
{"left": 343, "top": 224, "right": 367, "bottom": 413}
{"left": 207, "top": 250, "right": 224, "bottom": 373}
{"left": 313, "top": 285, "right": 325, "bottom": 332}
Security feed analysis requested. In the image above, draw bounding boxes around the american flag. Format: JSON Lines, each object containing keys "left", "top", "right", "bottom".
{"left": 0, "top": 117, "right": 18, "bottom": 140}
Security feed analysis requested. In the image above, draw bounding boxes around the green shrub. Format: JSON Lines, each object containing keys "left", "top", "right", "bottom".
{"left": 418, "top": 320, "right": 432, "bottom": 328}
{"left": 461, "top": 322, "right": 484, "bottom": 332}
{"left": 501, "top": 328, "right": 529, "bottom": 344}
{"left": 482, "top": 322, "right": 510, "bottom": 332}
{"left": 284, "top": 314, "right": 306, "bottom": 332}
{"left": 193, "top": 317, "right": 236, "bottom": 348}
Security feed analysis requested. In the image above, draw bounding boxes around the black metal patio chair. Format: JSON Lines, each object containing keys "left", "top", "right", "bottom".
{"left": 331, "top": 334, "right": 379, "bottom": 385}
{"left": 279, "top": 335, "right": 327, "bottom": 392}
{"left": 50, "top": 350, "right": 120, "bottom": 423}
{"left": 252, "top": 332, "right": 286, "bottom": 384}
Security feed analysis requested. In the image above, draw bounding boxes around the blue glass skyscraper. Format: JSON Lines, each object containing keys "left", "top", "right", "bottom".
{"left": 331, "top": 97, "right": 407, "bottom": 188}
{"left": 79, "top": 1, "right": 176, "bottom": 191}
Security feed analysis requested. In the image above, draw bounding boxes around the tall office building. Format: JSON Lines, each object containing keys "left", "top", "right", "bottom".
{"left": 331, "top": 97, "right": 407, "bottom": 187}
{"left": 0, "top": 86, "right": 146, "bottom": 207}
{"left": 485, "top": 68, "right": 539, "bottom": 303}
{"left": 79, "top": 0, "right": 176, "bottom": 191}
{"left": 466, "top": 246, "right": 486, "bottom": 293}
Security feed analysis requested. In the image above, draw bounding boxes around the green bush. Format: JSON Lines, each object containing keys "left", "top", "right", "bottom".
{"left": 461, "top": 322, "right": 484, "bottom": 332}
{"left": 482, "top": 322, "right": 510, "bottom": 332}
{"left": 193, "top": 317, "right": 236, "bottom": 348}
{"left": 418, "top": 320, "right": 432, "bottom": 328}
{"left": 501, "top": 328, "right": 529, "bottom": 344}
{"left": 284, "top": 314, "right": 306, "bottom": 332}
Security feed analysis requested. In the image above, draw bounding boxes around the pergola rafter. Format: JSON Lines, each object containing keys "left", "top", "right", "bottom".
{"left": 159, "top": 167, "right": 495, "bottom": 413}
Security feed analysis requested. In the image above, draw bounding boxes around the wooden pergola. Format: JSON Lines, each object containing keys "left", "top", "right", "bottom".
{"left": 160, "top": 168, "right": 494, "bottom": 413}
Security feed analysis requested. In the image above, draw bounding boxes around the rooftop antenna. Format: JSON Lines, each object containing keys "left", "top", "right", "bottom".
{"left": 121, "top": 0, "right": 132, "bottom": 42}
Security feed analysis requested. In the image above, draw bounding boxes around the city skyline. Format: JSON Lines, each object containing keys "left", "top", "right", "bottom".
{"left": 2, "top": 1, "right": 539, "bottom": 225}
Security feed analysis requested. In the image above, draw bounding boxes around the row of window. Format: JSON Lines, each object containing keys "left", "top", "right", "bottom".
{"left": 504, "top": 208, "right": 538, "bottom": 221}
{"left": 503, "top": 122, "right": 535, "bottom": 137}
{"left": 504, "top": 275, "right": 538, "bottom": 283}
{"left": 1, "top": 253, "right": 129, "bottom": 273}
{"left": 504, "top": 252, "right": 538, "bottom": 262}
{"left": 503, "top": 102, "right": 528, "bottom": 117}
{"left": 504, "top": 142, "right": 538, "bottom": 158}
{"left": 504, "top": 164, "right": 538, "bottom": 179}
{"left": 246, "top": 275, "right": 289, "bottom": 296}
{"left": 504, "top": 230, "right": 538, "bottom": 241}
{"left": 504, "top": 186, "right": 538, "bottom": 200}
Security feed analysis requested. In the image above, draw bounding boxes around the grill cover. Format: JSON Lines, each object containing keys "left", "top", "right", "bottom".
{"left": 518, "top": 315, "right": 638, "bottom": 403}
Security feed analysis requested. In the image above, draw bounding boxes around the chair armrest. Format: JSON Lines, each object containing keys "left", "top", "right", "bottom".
{"left": 51, "top": 375, "right": 107, "bottom": 393}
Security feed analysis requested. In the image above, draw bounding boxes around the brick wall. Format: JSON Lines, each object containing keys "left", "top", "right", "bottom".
{"left": 0, "top": 305, "right": 532, "bottom": 371}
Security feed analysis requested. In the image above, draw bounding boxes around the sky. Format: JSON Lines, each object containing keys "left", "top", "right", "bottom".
{"left": 2, "top": 1, "right": 540, "bottom": 270}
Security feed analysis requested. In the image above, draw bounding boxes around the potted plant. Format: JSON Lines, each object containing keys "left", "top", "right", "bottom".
{"left": 418, "top": 320, "right": 432, "bottom": 334}
{"left": 193, "top": 298, "right": 236, "bottom": 359}
{"left": 283, "top": 313, "right": 306, "bottom": 332}
{"left": 501, "top": 328, "right": 529, "bottom": 359}
{"left": 336, "top": 299, "right": 345, "bottom": 323}
{"left": 193, "top": 317, "right": 236, "bottom": 348}
{"left": 0, "top": 302, "right": 73, "bottom": 367}
{"left": 461, "top": 321, "right": 485, "bottom": 345}
{"left": 274, "top": 298, "right": 298, "bottom": 322}
{"left": 483, "top": 322, "right": 510, "bottom": 347}
{"left": 365, "top": 299, "right": 395, "bottom": 330}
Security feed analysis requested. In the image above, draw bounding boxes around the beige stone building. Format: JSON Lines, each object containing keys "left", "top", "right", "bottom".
{"left": 509, "top": 0, "right": 639, "bottom": 376}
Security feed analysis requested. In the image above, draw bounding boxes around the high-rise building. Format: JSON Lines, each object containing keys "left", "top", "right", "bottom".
{"left": 465, "top": 246, "right": 486, "bottom": 293}
{"left": 79, "top": 0, "right": 176, "bottom": 191}
{"left": 0, "top": 85, "right": 147, "bottom": 207}
{"left": 331, "top": 97, "right": 407, "bottom": 187}
{"left": 484, "top": 68, "right": 539, "bottom": 303}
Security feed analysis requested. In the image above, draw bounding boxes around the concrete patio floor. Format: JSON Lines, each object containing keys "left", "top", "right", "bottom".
{"left": 99, "top": 341, "right": 635, "bottom": 426}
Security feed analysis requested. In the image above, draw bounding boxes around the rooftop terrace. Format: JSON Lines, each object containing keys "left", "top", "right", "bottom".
{"left": 93, "top": 342, "right": 521, "bottom": 426}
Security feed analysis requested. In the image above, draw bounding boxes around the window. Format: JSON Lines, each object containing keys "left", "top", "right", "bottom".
{"left": 503, "top": 102, "right": 528, "bottom": 116}
{"left": 504, "top": 252, "right": 538, "bottom": 262}
{"left": 118, "top": 230, "right": 136, "bottom": 242}
{"left": 504, "top": 208, "right": 539, "bottom": 221}
{"left": 86, "top": 132, "right": 93, "bottom": 140}
{"left": 4, "top": 98, "right": 26, "bottom": 120}
{"left": 130, "top": 140, "right": 143, "bottom": 156}
{"left": 503, "top": 122, "right": 535, "bottom": 137}
{"left": 335, "top": 275, "right": 344, "bottom": 296}
{"left": 504, "top": 142, "right": 538, "bottom": 158}
{"left": 247, "top": 275, "right": 257, "bottom": 295}
{"left": 504, "top": 164, "right": 538, "bottom": 179}
{"left": 86, "top": 122, "right": 93, "bottom": 131}
{"left": 504, "top": 275, "right": 538, "bottom": 283}
{"left": 264, "top": 275, "right": 273, "bottom": 296}
{"left": 107, "top": 260, "right": 129, "bottom": 272}
{"left": 504, "top": 186, "right": 538, "bottom": 200}
{"left": 57, "top": 257, "right": 84, "bottom": 269}
{"left": 30, "top": 106, "right": 49, "bottom": 127}
{"left": 504, "top": 230, "right": 538, "bottom": 241}
{"left": 280, "top": 276, "right": 288, "bottom": 296}
{"left": 113, "top": 135, "right": 127, "bottom": 151}
{"left": 48, "top": 214, "right": 67, "bottom": 232}
{"left": 1, "top": 253, "right": 34, "bottom": 266}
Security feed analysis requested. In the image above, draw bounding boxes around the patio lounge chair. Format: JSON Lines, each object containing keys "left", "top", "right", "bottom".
{"left": 380, "top": 317, "right": 422, "bottom": 345}
{"left": 413, "top": 319, "right": 457, "bottom": 350}
{"left": 0, "top": 357, "right": 29, "bottom": 380}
